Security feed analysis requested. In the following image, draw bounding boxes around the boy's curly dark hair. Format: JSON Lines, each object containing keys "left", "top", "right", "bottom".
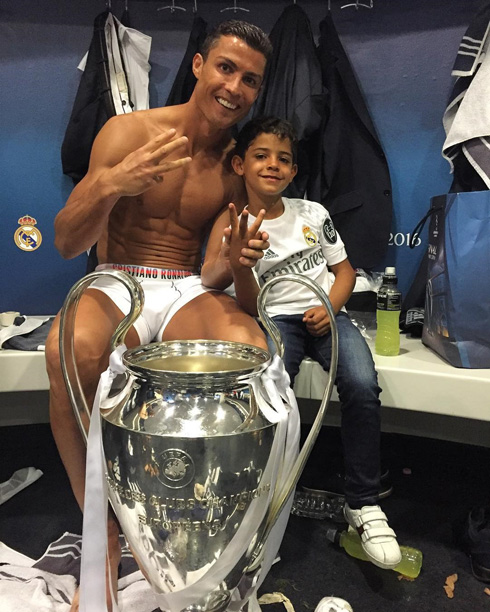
{"left": 234, "top": 116, "right": 298, "bottom": 163}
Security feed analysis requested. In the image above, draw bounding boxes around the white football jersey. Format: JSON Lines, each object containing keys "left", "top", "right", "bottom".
{"left": 248, "top": 197, "right": 348, "bottom": 317}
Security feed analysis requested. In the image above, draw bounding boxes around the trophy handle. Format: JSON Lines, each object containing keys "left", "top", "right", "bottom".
{"left": 249, "top": 273, "right": 339, "bottom": 570}
{"left": 59, "top": 270, "right": 144, "bottom": 444}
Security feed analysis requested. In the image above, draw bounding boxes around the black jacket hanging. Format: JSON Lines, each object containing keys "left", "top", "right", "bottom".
{"left": 309, "top": 13, "right": 393, "bottom": 270}
{"left": 61, "top": 11, "right": 151, "bottom": 273}
{"left": 61, "top": 11, "right": 118, "bottom": 185}
{"left": 166, "top": 15, "right": 208, "bottom": 106}
{"left": 252, "top": 4, "right": 325, "bottom": 199}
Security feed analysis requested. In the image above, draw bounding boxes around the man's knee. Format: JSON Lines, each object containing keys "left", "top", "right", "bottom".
{"left": 45, "top": 323, "right": 62, "bottom": 382}
{"left": 227, "top": 321, "right": 268, "bottom": 350}
{"left": 165, "top": 292, "right": 268, "bottom": 350}
{"left": 46, "top": 321, "right": 109, "bottom": 391}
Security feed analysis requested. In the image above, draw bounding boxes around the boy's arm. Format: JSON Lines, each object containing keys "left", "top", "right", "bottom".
{"left": 201, "top": 204, "right": 269, "bottom": 291}
{"left": 228, "top": 206, "right": 265, "bottom": 317}
{"left": 201, "top": 206, "right": 236, "bottom": 289}
{"left": 54, "top": 117, "right": 190, "bottom": 259}
{"left": 232, "top": 266, "right": 261, "bottom": 317}
{"left": 324, "top": 258, "right": 356, "bottom": 314}
{"left": 303, "top": 258, "right": 356, "bottom": 336}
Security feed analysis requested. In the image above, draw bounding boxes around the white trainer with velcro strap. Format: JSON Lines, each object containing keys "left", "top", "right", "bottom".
{"left": 344, "top": 503, "right": 402, "bottom": 569}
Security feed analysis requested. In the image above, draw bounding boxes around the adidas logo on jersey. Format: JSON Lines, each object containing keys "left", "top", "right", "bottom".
{"left": 263, "top": 248, "right": 279, "bottom": 260}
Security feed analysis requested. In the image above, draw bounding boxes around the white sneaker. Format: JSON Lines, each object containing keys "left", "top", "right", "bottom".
{"left": 344, "top": 503, "right": 402, "bottom": 569}
{"left": 315, "top": 597, "right": 353, "bottom": 612}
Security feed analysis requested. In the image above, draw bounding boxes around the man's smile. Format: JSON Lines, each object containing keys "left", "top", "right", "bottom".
{"left": 216, "top": 96, "right": 238, "bottom": 110}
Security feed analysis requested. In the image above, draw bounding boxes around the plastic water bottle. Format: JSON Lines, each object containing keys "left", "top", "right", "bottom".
{"left": 291, "top": 488, "right": 345, "bottom": 521}
{"left": 375, "top": 266, "right": 402, "bottom": 356}
{"left": 326, "top": 527, "right": 423, "bottom": 579}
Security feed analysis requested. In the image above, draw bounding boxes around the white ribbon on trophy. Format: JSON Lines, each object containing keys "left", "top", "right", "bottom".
{"left": 80, "top": 350, "right": 300, "bottom": 612}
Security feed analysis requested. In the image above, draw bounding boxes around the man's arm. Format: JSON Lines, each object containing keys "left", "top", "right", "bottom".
{"left": 303, "top": 258, "right": 356, "bottom": 337}
{"left": 54, "top": 117, "right": 191, "bottom": 259}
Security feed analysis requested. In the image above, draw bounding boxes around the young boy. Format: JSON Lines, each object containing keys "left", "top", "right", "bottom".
{"left": 219, "top": 116, "right": 401, "bottom": 570}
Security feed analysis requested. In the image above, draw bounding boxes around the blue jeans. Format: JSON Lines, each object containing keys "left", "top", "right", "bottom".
{"left": 269, "top": 312, "right": 381, "bottom": 508}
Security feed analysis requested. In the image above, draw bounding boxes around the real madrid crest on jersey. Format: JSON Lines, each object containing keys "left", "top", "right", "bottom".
{"left": 322, "top": 216, "right": 337, "bottom": 244}
{"left": 302, "top": 225, "right": 318, "bottom": 247}
{"left": 14, "top": 215, "right": 42, "bottom": 251}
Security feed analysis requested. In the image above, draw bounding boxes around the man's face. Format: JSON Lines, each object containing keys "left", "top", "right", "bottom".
{"left": 192, "top": 35, "right": 266, "bottom": 129}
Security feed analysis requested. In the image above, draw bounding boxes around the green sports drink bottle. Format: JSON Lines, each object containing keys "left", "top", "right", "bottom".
{"left": 326, "top": 527, "right": 423, "bottom": 579}
{"left": 375, "top": 266, "right": 402, "bottom": 356}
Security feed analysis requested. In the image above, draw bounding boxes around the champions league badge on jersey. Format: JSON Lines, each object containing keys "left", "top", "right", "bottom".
{"left": 302, "top": 226, "right": 318, "bottom": 247}
{"left": 322, "top": 217, "right": 337, "bottom": 244}
{"left": 14, "top": 215, "right": 42, "bottom": 252}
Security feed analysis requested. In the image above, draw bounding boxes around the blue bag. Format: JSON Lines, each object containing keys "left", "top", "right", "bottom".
{"left": 422, "top": 191, "right": 490, "bottom": 368}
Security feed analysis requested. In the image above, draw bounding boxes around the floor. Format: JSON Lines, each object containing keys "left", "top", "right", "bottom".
{"left": 1, "top": 423, "right": 489, "bottom": 612}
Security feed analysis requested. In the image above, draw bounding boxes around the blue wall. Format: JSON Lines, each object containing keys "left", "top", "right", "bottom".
{"left": 0, "top": 0, "right": 483, "bottom": 314}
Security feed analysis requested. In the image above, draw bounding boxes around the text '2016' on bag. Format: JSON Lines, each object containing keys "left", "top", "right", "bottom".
{"left": 423, "top": 191, "right": 490, "bottom": 368}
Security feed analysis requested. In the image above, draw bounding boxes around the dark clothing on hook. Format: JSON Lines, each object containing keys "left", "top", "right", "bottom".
{"left": 120, "top": 8, "right": 130, "bottom": 28}
{"left": 166, "top": 15, "right": 208, "bottom": 106}
{"left": 308, "top": 13, "right": 392, "bottom": 270}
{"left": 61, "top": 10, "right": 150, "bottom": 274}
{"left": 61, "top": 11, "right": 118, "bottom": 185}
{"left": 252, "top": 4, "right": 325, "bottom": 199}
{"left": 61, "top": 11, "right": 119, "bottom": 274}
{"left": 62, "top": 9, "right": 148, "bottom": 184}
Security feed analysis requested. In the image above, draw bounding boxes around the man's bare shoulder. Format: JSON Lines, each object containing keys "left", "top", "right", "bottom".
{"left": 101, "top": 109, "right": 168, "bottom": 144}
{"left": 90, "top": 108, "right": 184, "bottom": 168}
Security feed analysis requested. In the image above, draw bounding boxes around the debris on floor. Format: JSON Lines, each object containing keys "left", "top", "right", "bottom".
{"left": 443, "top": 573, "right": 458, "bottom": 598}
{"left": 259, "top": 592, "right": 295, "bottom": 612}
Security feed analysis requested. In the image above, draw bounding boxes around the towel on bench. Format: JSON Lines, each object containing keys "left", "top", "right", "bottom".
{"left": 0, "top": 316, "right": 54, "bottom": 351}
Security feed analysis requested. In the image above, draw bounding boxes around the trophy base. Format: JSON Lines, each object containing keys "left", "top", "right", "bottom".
{"left": 184, "top": 589, "right": 232, "bottom": 612}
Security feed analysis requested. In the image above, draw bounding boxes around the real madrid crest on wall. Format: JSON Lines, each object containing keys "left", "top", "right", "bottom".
{"left": 14, "top": 215, "right": 42, "bottom": 251}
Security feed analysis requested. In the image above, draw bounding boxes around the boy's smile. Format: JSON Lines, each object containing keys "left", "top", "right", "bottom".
{"left": 232, "top": 132, "right": 298, "bottom": 215}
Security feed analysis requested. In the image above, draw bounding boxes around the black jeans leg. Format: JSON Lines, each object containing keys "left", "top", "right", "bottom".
{"left": 308, "top": 313, "right": 382, "bottom": 508}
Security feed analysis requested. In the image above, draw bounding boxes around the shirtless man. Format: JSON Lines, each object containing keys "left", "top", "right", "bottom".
{"left": 45, "top": 21, "right": 272, "bottom": 611}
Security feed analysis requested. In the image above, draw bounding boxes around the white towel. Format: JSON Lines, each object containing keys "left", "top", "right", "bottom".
{"left": 0, "top": 467, "right": 43, "bottom": 506}
{"left": 442, "top": 9, "right": 490, "bottom": 186}
{"left": 443, "top": 34, "right": 490, "bottom": 150}
{"left": 0, "top": 534, "right": 159, "bottom": 612}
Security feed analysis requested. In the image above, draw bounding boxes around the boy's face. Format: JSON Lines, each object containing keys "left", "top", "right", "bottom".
{"left": 232, "top": 132, "right": 298, "bottom": 200}
{"left": 192, "top": 36, "right": 266, "bottom": 130}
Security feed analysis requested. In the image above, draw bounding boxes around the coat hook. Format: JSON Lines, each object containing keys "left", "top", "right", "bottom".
{"left": 157, "top": 0, "right": 186, "bottom": 13}
{"left": 221, "top": 1, "right": 250, "bottom": 13}
{"left": 341, "top": 0, "right": 373, "bottom": 9}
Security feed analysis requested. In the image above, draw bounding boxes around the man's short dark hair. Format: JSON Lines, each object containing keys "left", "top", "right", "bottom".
{"left": 234, "top": 116, "right": 299, "bottom": 163}
{"left": 200, "top": 20, "right": 272, "bottom": 62}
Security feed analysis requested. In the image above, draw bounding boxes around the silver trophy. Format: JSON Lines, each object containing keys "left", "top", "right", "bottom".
{"left": 59, "top": 271, "right": 338, "bottom": 612}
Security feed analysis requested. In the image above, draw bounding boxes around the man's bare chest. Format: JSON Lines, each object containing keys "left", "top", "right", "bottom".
{"left": 125, "top": 161, "right": 236, "bottom": 229}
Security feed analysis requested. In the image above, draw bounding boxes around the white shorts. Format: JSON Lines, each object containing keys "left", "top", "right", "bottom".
{"left": 91, "top": 264, "right": 211, "bottom": 344}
